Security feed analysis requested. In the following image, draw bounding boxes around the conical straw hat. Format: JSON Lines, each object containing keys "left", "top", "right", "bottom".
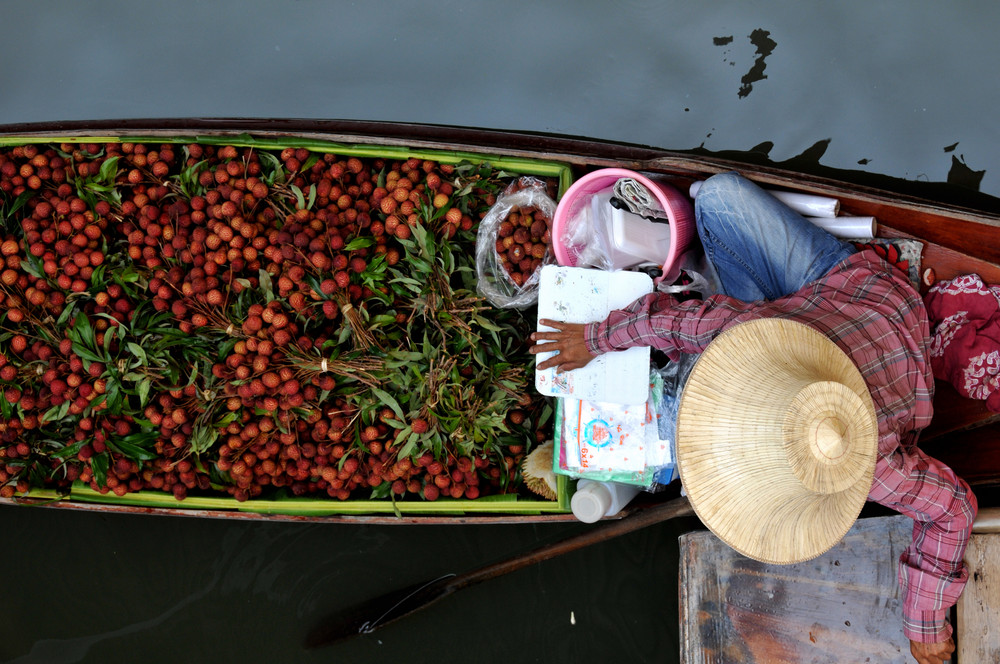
{"left": 676, "top": 318, "right": 878, "bottom": 564}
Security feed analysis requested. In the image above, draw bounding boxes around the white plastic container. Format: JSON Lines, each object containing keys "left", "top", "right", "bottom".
{"left": 571, "top": 479, "right": 642, "bottom": 523}
{"left": 580, "top": 193, "right": 674, "bottom": 270}
{"left": 609, "top": 206, "right": 673, "bottom": 267}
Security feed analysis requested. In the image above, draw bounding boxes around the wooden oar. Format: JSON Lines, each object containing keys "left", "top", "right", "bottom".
{"left": 303, "top": 495, "right": 694, "bottom": 649}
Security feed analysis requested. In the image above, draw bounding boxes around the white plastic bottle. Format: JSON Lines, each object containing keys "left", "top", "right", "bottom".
{"left": 571, "top": 479, "right": 642, "bottom": 523}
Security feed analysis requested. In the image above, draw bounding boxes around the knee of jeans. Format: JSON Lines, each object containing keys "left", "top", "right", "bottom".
{"left": 698, "top": 171, "right": 746, "bottom": 202}
{"left": 695, "top": 171, "right": 745, "bottom": 233}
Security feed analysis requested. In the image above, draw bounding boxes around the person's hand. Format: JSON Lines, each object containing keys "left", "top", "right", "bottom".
{"left": 910, "top": 637, "right": 954, "bottom": 664}
{"left": 529, "top": 319, "right": 596, "bottom": 372}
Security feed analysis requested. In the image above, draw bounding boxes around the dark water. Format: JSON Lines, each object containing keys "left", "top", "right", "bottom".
{"left": 1, "top": 2, "right": 999, "bottom": 663}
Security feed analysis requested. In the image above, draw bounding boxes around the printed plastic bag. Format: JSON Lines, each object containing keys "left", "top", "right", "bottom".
{"left": 475, "top": 177, "right": 558, "bottom": 309}
{"left": 552, "top": 370, "right": 677, "bottom": 492}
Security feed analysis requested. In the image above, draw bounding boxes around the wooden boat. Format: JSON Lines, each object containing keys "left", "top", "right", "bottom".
{"left": 0, "top": 118, "right": 998, "bottom": 524}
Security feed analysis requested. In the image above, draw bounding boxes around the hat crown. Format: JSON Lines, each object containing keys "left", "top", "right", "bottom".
{"left": 814, "top": 418, "right": 847, "bottom": 458}
{"left": 783, "top": 380, "right": 876, "bottom": 495}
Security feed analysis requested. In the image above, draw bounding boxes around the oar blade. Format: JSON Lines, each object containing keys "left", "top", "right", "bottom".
{"left": 304, "top": 573, "right": 456, "bottom": 649}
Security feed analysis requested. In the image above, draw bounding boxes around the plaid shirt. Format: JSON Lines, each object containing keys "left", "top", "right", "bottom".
{"left": 585, "top": 251, "right": 978, "bottom": 643}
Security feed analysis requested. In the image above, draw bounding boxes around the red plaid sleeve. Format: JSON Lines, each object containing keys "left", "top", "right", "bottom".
{"left": 584, "top": 291, "right": 759, "bottom": 359}
{"left": 867, "top": 446, "right": 978, "bottom": 643}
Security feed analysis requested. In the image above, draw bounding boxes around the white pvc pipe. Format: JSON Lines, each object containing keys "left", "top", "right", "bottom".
{"left": 805, "top": 216, "right": 877, "bottom": 239}
{"left": 689, "top": 180, "right": 871, "bottom": 237}
{"left": 690, "top": 180, "right": 841, "bottom": 218}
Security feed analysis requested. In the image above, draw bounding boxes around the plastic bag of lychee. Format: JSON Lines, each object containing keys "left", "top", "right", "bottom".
{"left": 475, "top": 176, "right": 558, "bottom": 309}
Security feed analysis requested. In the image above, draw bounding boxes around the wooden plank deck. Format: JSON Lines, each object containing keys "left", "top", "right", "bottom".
{"left": 957, "top": 532, "right": 1000, "bottom": 663}
{"left": 679, "top": 515, "right": 913, "bottom": 663}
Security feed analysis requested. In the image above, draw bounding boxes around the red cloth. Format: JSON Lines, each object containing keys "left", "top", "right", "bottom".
{"left": 925, "top": 274, "right": 1000, "bottom": 412}
{"left": 584, "top": 250, "right": 978, "bottom": 643}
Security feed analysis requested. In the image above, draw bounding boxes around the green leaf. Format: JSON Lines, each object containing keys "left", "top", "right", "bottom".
{"left": 98, "top": 156, "right": 120, "bottom": 184}
{"left": 91, "top": 452, "right": 109, "bottom": 488}
{"left": 1, "top": 190, "right": 34, "bottom": 223}
{"left": 342, "top": 237, "right": 374, "bottom": 252}
{"left": 41, "top": 400, "right": 72, "bottom": 424}
{"left": 397, "top": 431, "right": 419, "bottom": 460}
{"left": 72, "top": 312, "right": 96, "bottom": 348}
{"left": 51, "top": 439, "right": 88, "bottom": 460}
{"left": 104, "top": 325, "right": 119, "bottom": 354}
{"left": 116, "top": 269, "right": 141, "bottom": 284}
{"left": 72, "top": 344, "right": 105, "bottom": 364}
{"left": 300, "top": 153, "right": 320, "bottom": 173}
{"left": 369, "top": 481, "right": 392, "bottom": 499}
{"left": 216, "top": 411, "right": 239, "bottom": 427}
{"left": 290, "top": 184, "right": 306, "bottom": 210}
{"left": 20, "top": 252, "right": 44, "bottom": 279}
{"left": 137, "top": 378, "right": 151, "bottom": 407}
{"left": 105, "top": 379, "right": 123, "bottom": 414}
{"left": 306, "top": 184, "right": 317, "bottom": 210}
{"left": 108, "top": 438, "right": 158, "bottom": 462}
{"left": 189, "top": 426, "right": 219, "bottom": 455}
{"left": 259, "top": 269, "right": 275, "bottom": 303}
{"left": 126, "top": 342, "right": 148, "bottom": 366}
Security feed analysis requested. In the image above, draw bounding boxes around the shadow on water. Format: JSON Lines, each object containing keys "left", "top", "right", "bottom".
{"left": 686, "top": 139, "right": 1000, "bottom": 214}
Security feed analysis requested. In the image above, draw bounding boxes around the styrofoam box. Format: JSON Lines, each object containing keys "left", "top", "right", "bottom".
{"left": 610, "top": 205, "right": 673, "bottom": 267}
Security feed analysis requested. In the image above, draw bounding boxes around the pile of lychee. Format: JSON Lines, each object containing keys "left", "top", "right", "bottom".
{"left": 0, "top": 140, "right": 554, "bottom": 506}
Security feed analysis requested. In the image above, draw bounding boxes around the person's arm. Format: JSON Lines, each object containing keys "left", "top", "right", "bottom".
{"left": 586, "top": 291, "right": 761, "bottom": 360}
{"left": 867, "top": 446, "right": 977, "bottom": 662}
{"left": 530, "top": 291, "right": 763, "bottom": 372}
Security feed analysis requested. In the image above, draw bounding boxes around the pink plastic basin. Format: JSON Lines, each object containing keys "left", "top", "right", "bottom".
{"left": 551, "top": 168, "right": 696, "bottom": 283}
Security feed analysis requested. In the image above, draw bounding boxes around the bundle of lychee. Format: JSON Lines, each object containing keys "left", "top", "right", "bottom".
{"left": 496, "top": 203, "right": 551, "bottom": 287}
{"left": 475, "top": 176, "right": 558, "bottom": 309}
{"left": 0, "top": 140, "right": 556, "bottom": 506}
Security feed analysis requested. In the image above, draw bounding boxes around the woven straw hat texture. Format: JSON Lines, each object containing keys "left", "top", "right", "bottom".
{"left": 676, "top": 318, "right": 878, "bottom": 564}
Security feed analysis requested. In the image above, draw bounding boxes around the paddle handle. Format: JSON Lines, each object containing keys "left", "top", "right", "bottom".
{"left": 452, "top": 496, "right": 694, "bottom": 590}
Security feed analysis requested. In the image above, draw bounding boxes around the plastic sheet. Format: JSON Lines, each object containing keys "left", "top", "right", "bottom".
{"left": 558, "top": 190, "right": 616, "bottom": 270}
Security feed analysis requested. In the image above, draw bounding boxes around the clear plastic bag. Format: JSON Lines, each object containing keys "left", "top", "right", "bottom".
{"left": 655, "top": 249, "right": 723, "bottom": 299}
{"left": 475, "top": 177, "right": 558, "bottom": 309}
{"left": 558, "top": 191, "right": 616, "bottom": 270}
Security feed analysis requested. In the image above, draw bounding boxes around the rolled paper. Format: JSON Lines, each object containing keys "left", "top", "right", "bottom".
{"left": 805, "top": 216, "right": 877, "bottom": 239}
{"left": 689, "top": 180, "right": 841, "bottom": 218}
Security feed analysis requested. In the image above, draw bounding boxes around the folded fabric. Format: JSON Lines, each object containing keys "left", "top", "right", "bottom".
{"left": 611, "top": 178, "right": 667, "bottom": 220}
{"left": 924, "top": 273, "right": 1000, "bottom": 411}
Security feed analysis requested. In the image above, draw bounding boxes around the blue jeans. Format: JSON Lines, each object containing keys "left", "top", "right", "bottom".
{"left": 695, "top": 172, "right": 855, "bottom": 301}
